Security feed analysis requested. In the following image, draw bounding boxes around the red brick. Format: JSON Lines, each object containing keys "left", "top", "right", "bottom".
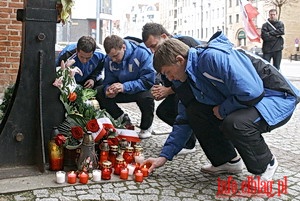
{"left": 7, "top": 46, "right": 21, "bottom": 52}
{"left": 6, "top": 57, "right": 20, "bottom": 63}
{"left": 7, "top": 24, "right": 22, "bottom": 30}
{"left": 8, "top": 35, "right": 21, "bottom": 41}
{"left": 0, "top": 2, "right": 8, "bottom": 7}
{"left": 0, "top": 13, "right": 9, "bottom": 18}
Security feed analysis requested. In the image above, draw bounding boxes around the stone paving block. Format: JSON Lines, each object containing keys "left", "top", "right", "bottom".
{"left": 33, "top": 189, "right": 49, "bottom": 198}
{"left": 101, "top": 192, "right": 120, "bottom": 200}
{"left": 77, "top": 194, "right": 101, "bottom": 200}
{"left": 119, "top": 193, "right": 138, "bottom": 201}
{"left": 137, "top": 194, "right": 159, "bottom": 201}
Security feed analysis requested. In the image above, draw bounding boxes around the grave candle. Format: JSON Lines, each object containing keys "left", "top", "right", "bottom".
{"left": 134, "top": 170, "right": 143, "bottom": 182}
{"left": 67, "top": 171, "right": 77, "bottom": 184}
{"left": 92, "top": 169, "right": 101, "bottom": 182}
{"left": 56, "top": 171, "right": 66, "bottom": 184}
{"left": 127, "top": 164, "right": 136, "bottom": 176}
{"left": 79, "top": 172, "right": 89, "bottom": 184}
{"left": 120, "top": 168, "right": 129, "bottom": 180}
{"left": 141, "top": 165, "right": 149, "bottom": 177}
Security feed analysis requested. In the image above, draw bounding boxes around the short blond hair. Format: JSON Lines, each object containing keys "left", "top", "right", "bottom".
{"left": 153, "top": 38, "right": 189, "bottom": 72}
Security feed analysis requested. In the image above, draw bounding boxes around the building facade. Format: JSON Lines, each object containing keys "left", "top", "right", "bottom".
{"left": 159, "top": 0, "right": 300, "bottom": 57}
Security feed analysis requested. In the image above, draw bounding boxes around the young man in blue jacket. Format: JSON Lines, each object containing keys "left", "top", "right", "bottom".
{"left": 56, "top": 36, "right": 105, "bottom": 88}
{"left": 142, "top": 22, "right": 205, "bottom": 154}
{"left": 143, "top": 31, "right": 300, "bottom": 184}
{"left": 96, "top": 35, "right": 156, "bottom": 139}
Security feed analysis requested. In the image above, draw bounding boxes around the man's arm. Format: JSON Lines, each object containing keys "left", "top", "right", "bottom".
{"left": 269, "top": 21, "right": 284, "bottom": 37}
{"left": 159, "top": 102, "right": 193, "bottom": 160}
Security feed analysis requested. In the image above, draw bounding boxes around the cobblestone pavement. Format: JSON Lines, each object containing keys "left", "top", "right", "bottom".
{"left": 0, "top": 77, "right": 300, "bottom": 200}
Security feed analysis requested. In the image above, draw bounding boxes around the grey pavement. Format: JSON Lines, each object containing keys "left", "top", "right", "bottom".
{"left": 0, "top": 59, "right": 300, "bottom": 200}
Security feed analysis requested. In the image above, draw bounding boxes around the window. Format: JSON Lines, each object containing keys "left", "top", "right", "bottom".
{"left": 229, "top": 15, "right": 232, "bottom": 24}
{"left": 236, "top": 14, "right": 239, "bottom": 23}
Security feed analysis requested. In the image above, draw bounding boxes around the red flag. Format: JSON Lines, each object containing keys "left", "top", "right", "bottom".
{"left": 240, "top": 0, "right": 260, "bottom": 42}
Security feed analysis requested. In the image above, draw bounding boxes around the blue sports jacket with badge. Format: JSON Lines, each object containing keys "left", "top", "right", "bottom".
{"left": 56, "top": 43, "right": 106, "bottom": 85}
{"left": 102, "top": 40, "right": 155, "bottom": 94}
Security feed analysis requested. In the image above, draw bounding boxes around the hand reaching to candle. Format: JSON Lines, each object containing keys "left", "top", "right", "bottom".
{"left": 141, "top": 157, "right": 167, "bottom": 173}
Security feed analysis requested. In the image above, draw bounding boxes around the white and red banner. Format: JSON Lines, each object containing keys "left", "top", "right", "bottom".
{"left": 240, "top": 0, "right": 260, "bottom": 42}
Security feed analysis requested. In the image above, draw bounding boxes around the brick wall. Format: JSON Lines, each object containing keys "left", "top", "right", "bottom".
{"left": 0, "top": 0, "right": 23, "bottom": 96}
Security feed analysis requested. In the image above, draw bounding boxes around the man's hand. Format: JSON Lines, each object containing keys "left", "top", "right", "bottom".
{"left": 84, "top": 79, "right": 95, "bottom": 89}
{"left": 141, "top": 157, "right": 167, "bottom": 173}
{"left": 151, "top": 85, "right": 174, "bottom": 101}
{"left": 213, "top": 105, "right": 223, "bottom": 120}
{"left": 105, "top": 83, "right": 124, "bottom": 98}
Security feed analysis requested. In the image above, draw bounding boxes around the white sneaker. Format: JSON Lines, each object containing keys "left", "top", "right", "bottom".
{"left": 138, "top": 127, "right": 152, "bottom": 139}
{"left": 254, "top": 156, "right": 278, "bottom": 181}
{"left": 177, "top": 147, "right": 196, "bottom": 155}
{"left": 249, "top": 156, "right": 278, "bottom": 190}
{"left": 201, "top": 159, "right": 243, "bottom": 175}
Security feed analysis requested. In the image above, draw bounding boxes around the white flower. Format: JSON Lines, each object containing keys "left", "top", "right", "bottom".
{"left": 69, "top": 66, "right": 83, "bottom": 77}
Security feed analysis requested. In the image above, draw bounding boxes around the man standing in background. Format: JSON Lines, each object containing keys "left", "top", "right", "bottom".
{"left": 261, "top": 9, "right": 285, "bottom": 70}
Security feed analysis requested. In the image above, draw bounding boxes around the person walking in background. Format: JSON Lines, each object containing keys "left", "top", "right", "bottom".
{"left": 142, "top": 22, "right": 205, "bottom": 154}
{"left": 261, "top": 9, "right": 285, "bottom": 70}
{"left": 143, "top": 31, "right": 300, "bottom": 186}
{"left": 56, "top": 36, "right": 105, "bottom": 88}
{"left": 96, "top": 35, "right": 156, "bottom": 139}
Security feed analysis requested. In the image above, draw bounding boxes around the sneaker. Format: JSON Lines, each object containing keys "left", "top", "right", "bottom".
{"left": 248, "top": 156, "right": 278, "bottom": 190}
{"left": 177, "top": 147, "right": 196, "bottom": 155}
{"left": 138, "top": 127, "right": 152, "bottom": 139}
{"left": 255, "top": 156, "right": 278, "bottom": 181}
{"left": 201, "top": 158, "right": 243, "bottom": 175}
{"left": 118, "top": 113, "right": 134, "bottom": 129}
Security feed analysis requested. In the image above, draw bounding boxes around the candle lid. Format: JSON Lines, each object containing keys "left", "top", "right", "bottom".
{"left": 125, "top": 146, "right": 134, "bottom": 152}
{"left": 116, "top": 157, "right": 125, "bottom": 163}
{"left": 102, "top": 160, "right": 112, "bottom": 168}
{"left": 134, "top": 146, "right": 143, "bottom": 152}
{"left": 110, "top": 145, "right": 118, "bottom": 151}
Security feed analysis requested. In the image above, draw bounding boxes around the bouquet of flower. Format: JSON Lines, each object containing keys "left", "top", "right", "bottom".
{"left": 52, "top": 60, "right": 122, "bottom": 149}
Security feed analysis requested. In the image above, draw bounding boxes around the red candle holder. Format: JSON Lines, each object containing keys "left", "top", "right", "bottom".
{"left": 134, "top": 170, "right": 143, "bottom": 182}
{"left": 120, "top": 168, "right": 129, "bottom": 180}
{"left": 123, "top": 146, "right": 134, "bottom": 164}
{"left": 141, "top": 165, "right": 149, "bottom": 177}
{"left": 79, "top": 172, "right": 89, "bottom": 184}
{"left": 67, "top": 171, "right": 77, "bottom": 184}
{"left": 114, "top": 157, "right": 125, "bottom": 175}
{"left": 101, "top": 161, "right": 112, "bottom": 180}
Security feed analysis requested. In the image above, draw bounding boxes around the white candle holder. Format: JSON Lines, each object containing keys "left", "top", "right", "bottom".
{"left": 92, "top": 169, "right": 101, "bottom": 182}
{"left": 56, "top": 171, "right": 66, "bottom": 184}
{"left": 127, "top": 164, "right": 135, "bottom": 176}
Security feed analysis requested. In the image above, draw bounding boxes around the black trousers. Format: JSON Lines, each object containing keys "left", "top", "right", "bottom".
{"left": 263, "top": 50, "right": 282, "bottom": 70}
{"left": 186, "top": 101, "right": 291, "bottom": 175}
{"left": 156, "top": 94, "right": 196, "bottom": 149}
{"left": 96, "top": 86, "right": 154, "bottom": 130}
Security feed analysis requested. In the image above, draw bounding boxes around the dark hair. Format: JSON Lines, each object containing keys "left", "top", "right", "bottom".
{"left": 269, "top": 9, "right": 277, "bottom": 14}
{"left": 142, "top": 23, "right": 171, "bottom": 42}
{"left": 77, "top": 36, "right": 96, "bottom": 53}
{"left": 103, "top": 35, "right": 124, "bottom": 54}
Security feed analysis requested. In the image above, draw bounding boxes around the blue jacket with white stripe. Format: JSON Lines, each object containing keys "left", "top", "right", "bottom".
{"left": 160, "top": 31, "right": 300, "bottom": 161}
{"left": 102, "top": 40, "right": 155, "bottom": 94}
